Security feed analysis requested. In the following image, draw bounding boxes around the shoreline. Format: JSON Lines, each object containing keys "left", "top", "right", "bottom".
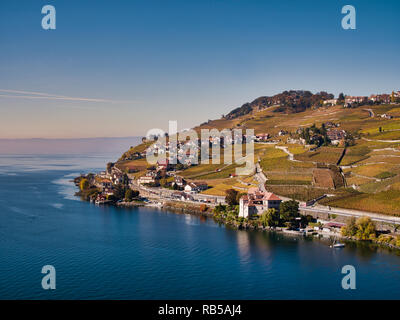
{"left": 91, "top": 195, "right": 400, "bottom": 253}
{"left": 74, "top": 173, "right": 400, "bottom": 254}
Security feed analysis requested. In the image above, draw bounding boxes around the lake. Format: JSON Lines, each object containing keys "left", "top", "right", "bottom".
{"left": 0, "top": 154, "right": 400, "bottom": 299}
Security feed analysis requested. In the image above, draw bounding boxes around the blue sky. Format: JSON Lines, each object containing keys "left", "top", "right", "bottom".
{"left": 0, "top": 0, "right": 399, "bottom": 138}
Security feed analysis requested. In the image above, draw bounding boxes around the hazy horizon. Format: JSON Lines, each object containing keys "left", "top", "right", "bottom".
{"left": 0, "top": 136, "right": 142, "bottom": 154}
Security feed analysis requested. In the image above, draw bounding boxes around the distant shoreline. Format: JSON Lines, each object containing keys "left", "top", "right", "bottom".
{"left": 0, "top": 136, "right": 142, "bottom": 154}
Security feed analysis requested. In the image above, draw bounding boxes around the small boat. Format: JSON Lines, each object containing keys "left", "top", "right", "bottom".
{"left": 330, "top": 237, "right": 345, "bottom": 248}
{"left": 332, "top": 243, "right": 345, "bottom": 248}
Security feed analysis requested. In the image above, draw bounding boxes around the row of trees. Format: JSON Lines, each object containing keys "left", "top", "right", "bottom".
{"left": 341, "top": 216, "right": 376, "bottom": 240}
{"left": 259, "top": 200, "right": 307, "bottom": 229}
{"left": 108, "top": 184, "right": 140, "bottom": 202}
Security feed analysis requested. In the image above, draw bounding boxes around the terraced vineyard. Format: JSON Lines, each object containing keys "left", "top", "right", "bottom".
{"left": 118, "top": 101, "right": 400, "bottom": 215}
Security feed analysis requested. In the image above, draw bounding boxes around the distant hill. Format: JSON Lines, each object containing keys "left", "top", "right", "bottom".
{"left": 225, "top": 90, "right": 334, "bottom": 119}
{"left": 0, "top": 137, "right": 141, "bottom": 154}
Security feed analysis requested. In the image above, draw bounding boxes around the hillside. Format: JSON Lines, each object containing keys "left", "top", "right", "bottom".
{"left": 224, "top": 90, "right": 334, "bottom": 119}
{"left": 115, "top": 91, "right": 400, "bottom": 216}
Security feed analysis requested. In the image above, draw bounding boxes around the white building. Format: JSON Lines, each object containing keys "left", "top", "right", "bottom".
{"left": 239, "top": 188, "right": 282, "bottom": 218}
{"left": 323, "top": 99, "right": 337, "bottom": 105}
{"left": 184, "top": 182, "right": 208, "bottom": 193}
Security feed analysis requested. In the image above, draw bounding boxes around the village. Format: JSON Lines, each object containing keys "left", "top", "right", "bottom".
{"left": 75, "top": 89, "right": 400, "bottom": 248}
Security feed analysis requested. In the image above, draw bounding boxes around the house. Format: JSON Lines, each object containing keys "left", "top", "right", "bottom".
{"left": 345, "top": 96, "right": 367, "bottom": 104}
{"left": 327, "top": 129, "right": 346, "bottom": 145}
{"left": 157, "top": 159, "right": 171, "bottom": 171}
{"left": 255, "top": 133, "right": 270, "bottom": 142}
{"left": 99, "top": 179, "right": 113, "bottom": 190}
{"left": 174, "top": 176, "right": 186, "bottom": 187}
{"left": 239, "top": 188, "right": 282, "bottom": 218}
{"left": 278, "top": 130, "right": 287, "bottom": 136}
{"left": 324, "top": 122, "right": 339, "bottom": 128}
{"left": 138, "top": 176, "right": 158, "bottom": 185}
{"left": 184, "top": 181, "right": 208, "bottom": 193}
{"left": 381, "top": 113, "right": 393, "bottom": 119}
{"left": 323, "top": 222, "right": 345, "bottom": 232}
{"left": 323, "top": 99, "right": 337, "bottom": 106}
{"left": 370, "top": 94, "right": 391, "bottom": 104}
{"left": 171, "top": 191, "right": 194, "bottom": 201}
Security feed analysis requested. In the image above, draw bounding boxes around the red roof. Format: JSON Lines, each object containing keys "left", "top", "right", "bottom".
{"left": 263, "top": 192, "right": 282, "bottom": 201}
{"left": 157, "top": 159, "right": 169, "bottom": 166}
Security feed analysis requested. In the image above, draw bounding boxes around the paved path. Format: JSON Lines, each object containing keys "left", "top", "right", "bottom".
{"left": 301, "top": 205, "right": 400, "bottom": 225}
{"left": 254, "top": 162, "right": 267, "bottom": 192}
{"left": 275, "top": 146, "right": 299, "bottom": 162}
{"left": 364, "top": 108, "right": 375, "bottom": 118}
{"left": 363, "top": 137, "right": 400, "bottom": 143}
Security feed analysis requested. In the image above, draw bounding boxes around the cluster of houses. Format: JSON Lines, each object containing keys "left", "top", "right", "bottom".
{"left": 92, "top": 166, "right": 128, "bottom": 203}
{"left": 344, "top": 92, "right": 399, "bottom": 105}
{"left": 239, "top": 187, "right": 282, "bottom": 218}
{"left": 322, "top": 92, "right": 400, "bottom": 107}
{"left": 135, "top": 158, "right": 210, "bottom": 195}
{"left": 326, "top": 129, "right": 347, "bottom": 146}
{"left": 145, "top": 133, "right": 253, "bottom": 167}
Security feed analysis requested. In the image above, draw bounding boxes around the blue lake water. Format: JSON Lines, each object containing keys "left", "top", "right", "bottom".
{"left": 0, "top": 154, "right": 400, "bottom": 299}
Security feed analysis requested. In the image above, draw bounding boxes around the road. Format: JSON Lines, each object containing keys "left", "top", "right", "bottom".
{"left": 364, "top": 108, "right": 375, "bottom": 118}
{"left": 254, "top": 162, "right": 267, "bottom": 192}
{"left": 301, "top": 205, "right": 400, "bottom": 225}
{"left": 275, "top": 145, "right": 300, "bottom": 162}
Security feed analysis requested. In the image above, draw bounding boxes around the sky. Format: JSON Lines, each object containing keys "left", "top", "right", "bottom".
{"left": 0, "top": 0, "right": 399, "bottom": 139}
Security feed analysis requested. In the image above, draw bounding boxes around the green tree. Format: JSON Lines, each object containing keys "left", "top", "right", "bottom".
{"left": 125, "top": 189, "right": 133, "bottom": 202}
{"left": 341, "top": 217, "right": 357, "bottom": 237}
{"left": 225, "top": 189, "right": 239, "bottom": 206}
{"left": 113, "top": 184, "right": 126, "bottom": 200}
{"left": 106, "top": 194, "right": 118, "bottom": 202}
{"left": 355, "top": 216, "right": 376, "bottom": 240}
{"left": 79, "top": 178, "right": 89, "bottom": 191}
{"left": 260, "top": 208, "right": 280, "bottom": 227}
{"left": 214, "top": 204, "right": 227, "bottom": 214}
{"left": 279, "top": 200, "right": 299, "bottom": 221}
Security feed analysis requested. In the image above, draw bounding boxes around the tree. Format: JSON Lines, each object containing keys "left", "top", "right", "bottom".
{"left": 225, "top": 189, "right": 239, "bottom": 206}
{"left": 391, "top": 91, "right": 395, "bottom": 103}
{"left": 355, "top": 216, "right": 376, "bottom": 240}
{"left": 106, "top": 162, "right": 113, "bottom": 173}
{"left": 342, "top": 216, "right": 376, "bottom": 240}
{"left": 199, "top": 204, "right": 208, "bottom": 212}
{"left": 260, "top": 208, "right": 280, "bottom": 227}
{"left": 113, "top": 184, "right": 126, "bottom": 200}
{"left": 125, "top": 189, "right": 133, "bottom": 202}
{"left": 341, "top": 217, "right": 356, "bottom": 237}
{"left": 279, "top": 200, "right": 299, "bottom": 221}
{"left": 106, "top": 194, "right": 118, "bottom": 202}
{"left": 214, "top": 204, "right": 226, "bottom": 214}
{"left": 79, "top": 178, "right": 89, "bottom": 191}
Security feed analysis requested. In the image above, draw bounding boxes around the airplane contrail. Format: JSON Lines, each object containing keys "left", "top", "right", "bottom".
{"left": 0, "top": 89, "right": 137, "bottom": 104}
